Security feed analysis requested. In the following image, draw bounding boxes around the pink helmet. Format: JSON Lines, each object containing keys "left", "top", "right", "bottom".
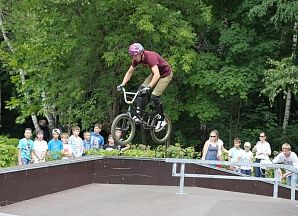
{"left": 128, "top": 43, "right": 144, "bottom": 57}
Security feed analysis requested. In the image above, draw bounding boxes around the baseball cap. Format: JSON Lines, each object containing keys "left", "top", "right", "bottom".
{"left": 52, "top": 128, "right": 61, "bottom": 135}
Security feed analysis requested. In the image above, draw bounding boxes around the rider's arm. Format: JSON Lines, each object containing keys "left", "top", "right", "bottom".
{"left": 148, "top": 65, "right": 160, "bottom": 88}
{"left": 121, "top": 66, "right": 136, "bottom": 85}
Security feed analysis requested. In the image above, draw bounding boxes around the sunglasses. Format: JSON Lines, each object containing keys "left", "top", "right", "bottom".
{"left": 259, "top": 136, "right": 265, "bottom": 137}
{"left": 210, "top": 136, "right": 216, "bottom": 138}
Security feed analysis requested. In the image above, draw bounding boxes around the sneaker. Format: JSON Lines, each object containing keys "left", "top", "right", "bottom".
{"left": 155, "top": 120, "right": 167, "bottom": 132}
{"left": 132, "top": 116, "right": 142, "bottom": 125}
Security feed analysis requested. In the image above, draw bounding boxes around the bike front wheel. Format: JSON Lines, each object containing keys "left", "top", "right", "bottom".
{"left": 111, "top": 113, "right": 136, "bottom": 145}
{"left": 150, "top": 114, "right": 172, "bottom": 144}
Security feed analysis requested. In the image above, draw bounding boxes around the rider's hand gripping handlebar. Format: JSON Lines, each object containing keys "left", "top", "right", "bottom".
{"left": 116, "top": 84, "right": 125, "bottom": 92}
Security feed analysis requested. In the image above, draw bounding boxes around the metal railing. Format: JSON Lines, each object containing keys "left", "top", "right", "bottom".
{"left": 165, "top": 158, "right": 298, "bottom": 201}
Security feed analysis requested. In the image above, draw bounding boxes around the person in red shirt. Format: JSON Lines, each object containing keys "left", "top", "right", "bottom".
{"left": 117, "top": 43, "right": 173, "bottom": 132}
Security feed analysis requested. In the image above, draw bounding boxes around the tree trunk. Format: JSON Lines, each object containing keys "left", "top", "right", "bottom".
{"left": 282, "top": 21, "right": 297, "bottom": 132}
{"left": 0, "top": 10, "right": 40, "bottom": 131}
{"left": 282, "top": 90, "right": 291, "bottom": 131}
{"left": 294, "top": 21, "right": 298, "bottom": 80}
{"left": 235, "top": 99, "right": 242, "bottom": 136}
{"left": 229, "top": 97, "right": 234, "bottom": 148}
{"left": 41, "top": 92, "right": 56, "bottom": 133}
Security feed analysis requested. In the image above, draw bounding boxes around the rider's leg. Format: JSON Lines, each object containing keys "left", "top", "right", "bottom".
{"left": 136, "top": 85, "right": 149, "bottom": 117}
{"left": 151, "top": 72, "right": 173, "bottom": 117}
{"left": 151, "top": 73, "right": 173, "bottom": 132}
{"left": 135, "top": 74, "right": 154, "bottom": 118}
{"left": 151, "top": 94, "right": 164, "bottom": 120}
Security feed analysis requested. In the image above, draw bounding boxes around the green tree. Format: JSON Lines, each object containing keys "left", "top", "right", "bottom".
{"left": 250, "top": 0, "right": 298, "bottom": 132}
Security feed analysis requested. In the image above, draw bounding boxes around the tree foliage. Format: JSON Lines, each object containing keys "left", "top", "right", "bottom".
{"left": 0, "top": 0, "right": 297, "bottom": 152}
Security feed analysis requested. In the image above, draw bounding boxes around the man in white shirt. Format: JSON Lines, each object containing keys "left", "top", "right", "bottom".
{"left": 272, "top": 143, "right": 298, "bottom": 186}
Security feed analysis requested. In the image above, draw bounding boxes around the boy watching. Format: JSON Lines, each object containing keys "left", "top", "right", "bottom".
{"left": 228, "top": 137, "right": 242, "bottom": 172}
{"left": 18, "top": 128, "right": 34, "bottom": 165}
{"left": 115, "top": 129, "right": 130, "bottom": 151}
{"left": 68, "top": 126, "right": 84, "bottom": 157}
{"left": 48, "top": 129, "right": 63, "bottom": 160}
{"left": 83, "top": 131, "right": 91, "bottom": 152}
{"left": 103, "top": 135, "right": 118, "bottom": 151}
{"left": 238, "top": 142, "right": 253, "bottom": 175}
{"left": 273, "top": 143, "right": 298, "bottom": 186}
{"left": 90, "top": 123, "right": 104, "bottom": 149}
{"left": 61, "top": 133, "right": 73, "bottom": 159}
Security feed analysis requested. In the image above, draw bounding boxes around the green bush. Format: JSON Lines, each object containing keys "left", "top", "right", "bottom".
{"left": 0, "top": 136, "right": 19, "bottom": 147}
{"left": 84, "top": 143, "right": 198, "bottom": 159}
{"left": 0, "top": 143, "right": 18, "bottom": 167}
{"left": 155, "top": 143, "right": 198, "bottom": 159}
{"left": 86, "top": 149, "right": 121, "bottom": 157}
{"left": 46, "top": 152, "right": 63, "bottom": 161}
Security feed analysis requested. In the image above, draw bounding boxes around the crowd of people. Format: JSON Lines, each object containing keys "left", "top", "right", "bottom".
{"left": 17, "top": 122, "right": 130, "bottom": 165}
{"left": 17, "top": 123, "right": 298, "bottom": 187}
{"left": 201, "top": 130, "right": 298, "bottom": 187}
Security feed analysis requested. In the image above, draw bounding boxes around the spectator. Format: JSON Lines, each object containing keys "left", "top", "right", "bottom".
{"left": 115, "top": 129, "right": 130, "bottom": 151}
{"left": 32, "top": 130, "right": 48, "bottom": 163}
{"left": 201, "top": 130, "right": 227, "bottom": 163}
{"left": 90, "top": 123, "right": 104, "bottom": 149}
{"left": 103, "top": 135, "right": 118, "bottom": 151}
{"left": 252, "top": 132, "right": 271, "bottom": 178}
{"left": 38, "top": 118, "right": 50, "bottom": 142}
{"left": 61, "top": 133, "right": 73, "bottom": 159}
{"left": 228, "top": 137, "right": 242, "bottom": 172}
{"left": 18, "top": 128, "right": 34, "bottom": 165}
{"left": 83, "top": 131, "right": 91, "bottom": 153}
{"left": 272, "top": 143, "right": 298, "bottom": 187}
{"left": 238, "top": 142, "right": 253, "bottom": 175}
{"left": 68, "top": 126, "right": 84, "bottom": 158}
{"left": 48, "top": 128, "right": 63, "bottom": 160}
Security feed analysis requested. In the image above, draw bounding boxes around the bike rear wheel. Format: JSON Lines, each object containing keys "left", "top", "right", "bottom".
{"left": 150, "top": 114, "right": 172, "bottom": 144}
{"left": 111, "top": 113, "right": 136, "bottom": 145}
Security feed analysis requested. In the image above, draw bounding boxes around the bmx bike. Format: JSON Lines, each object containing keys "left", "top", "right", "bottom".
{"left": 111, "top": 87, "right": 172, "bottom": 145}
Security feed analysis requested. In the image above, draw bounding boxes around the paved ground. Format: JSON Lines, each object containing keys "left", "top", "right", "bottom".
{"left": 0, "top": 184, "right": 297, "bottom": 216}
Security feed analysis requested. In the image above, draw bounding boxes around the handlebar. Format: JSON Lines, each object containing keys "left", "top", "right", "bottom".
{"left": 118, "top": 86, "right": 140, "bottom": 105}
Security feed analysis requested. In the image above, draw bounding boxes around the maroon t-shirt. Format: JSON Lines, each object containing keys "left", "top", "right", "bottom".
{"left": 131, "top": 50, "right": 172, "bottom": 77}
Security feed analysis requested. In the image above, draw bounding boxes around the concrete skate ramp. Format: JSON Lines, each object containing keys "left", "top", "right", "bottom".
{"left": 0, "top": 184, "right": 297, "bottom": 216}
{"left": 0, "top": 157, "right": 297, "bottom": 207}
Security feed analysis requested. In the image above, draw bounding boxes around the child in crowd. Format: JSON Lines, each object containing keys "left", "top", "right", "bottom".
{"left": 90, "top": 123, "right": 104, "bottom": 149}
{"left": 83, "top": 131, "right": 91, "bottom": 153}
{"left": 103, "top": 135, "right": 118, "bottom": 151}
{"left": 18, "top": 128, "right": 34, "bottom": 165}
{"left": 273, "top": 143, "right": 298, "bottom": 186}
{"left": 115, "top": 129, "right": 130, "bottom": 151}
{"left": 68, "top": 126, "right": 84, "bottom": 157}
{"left": 33, "top": 130, "right": 48, "bottom": 163}
{"left": 238, "top": 142, "right": 253, "bottom": 175}
{"left": 61, "top": 133, "right": 73, "bottom": 159}
{"left": 228, "top": 137, "right": 242, "bottom": 172}
{"left": 48, "top": 129, "right": 63, "bottom": 160}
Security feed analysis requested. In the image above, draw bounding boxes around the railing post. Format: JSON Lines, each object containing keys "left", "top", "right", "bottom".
{"left": 290, "top": 173, "right": 296, "bottom": 201}
{"left": 177, "top": 163, "right": 186, "bottom": 194}
{"left": 273, "top": 168, "right": 279, "bottom": 198}
{"left": 172, "top": 163, "right": 177, "bottom": 175}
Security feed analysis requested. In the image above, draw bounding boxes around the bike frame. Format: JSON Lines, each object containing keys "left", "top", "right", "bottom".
{"left": 113, "top": 87, "right": 172, "bottom": 144}
{"left": 120, "top": 87, "right": 155, "bottom": 129}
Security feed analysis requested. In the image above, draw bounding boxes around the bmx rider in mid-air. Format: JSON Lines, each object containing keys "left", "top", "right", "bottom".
{"left": 117, "top": 43, "right": 173, "bottom": 132}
